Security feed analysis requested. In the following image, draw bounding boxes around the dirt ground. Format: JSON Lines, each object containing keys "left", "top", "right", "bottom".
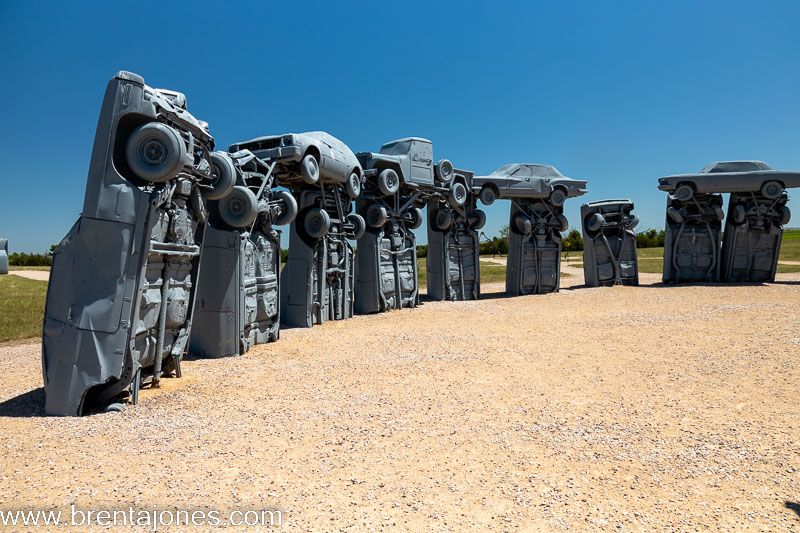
{"left": 1, "top": 271, "right": 799, "bottom": 530}
{"left": 7, "top": 270, "right": 50, "bottom": 281}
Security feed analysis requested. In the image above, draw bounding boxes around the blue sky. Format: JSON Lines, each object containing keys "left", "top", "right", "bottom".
{"left": 1, "top": 0, "right": 798, "bottom": 251}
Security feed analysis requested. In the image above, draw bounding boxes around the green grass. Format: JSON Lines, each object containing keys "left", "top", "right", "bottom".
{"left": 8, "top": 265, "right": 51, "bottom": 271}
{"left": 779, "top": 228, "right": 800, "bottom": 261}
{"left": 0, "top": 275, "right": 47, "bottom": 342}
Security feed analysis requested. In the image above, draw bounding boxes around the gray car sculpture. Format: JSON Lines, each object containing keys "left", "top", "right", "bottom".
{"left": 580, "top": 200, "right": 639, "bottom": 287}
{"left": 426, "top": 169, "right": 485, "bottom": 301}
{"left": 0, "top": 239, "right": 7, "bottom": 275}
{"left": 473, "top": 163, "right": 588, "bottom": 207}
{"left": 190, "top": 150, "right": 297, "bottom": 357}
{"left": 43, "top": 71, "right": 230, "bottom": 416}
{"left": 354, "top": 138, "right": 466, "bottom": 313}
{"left": 475, "top": 164, "right": 587, "bottom": 295}
{"left": 230, "top": 132, "right": 365, "bottom": 327}
{"left": 659, "top": 161, "right": 799, "bottom": 283}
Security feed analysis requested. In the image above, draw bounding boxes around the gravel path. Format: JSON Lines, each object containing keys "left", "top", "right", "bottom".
{"left": 7, "top": 270, "right": 50, "bottom": 281}
{"left": 1, "top": 273, "right": 799, "bottom": 530}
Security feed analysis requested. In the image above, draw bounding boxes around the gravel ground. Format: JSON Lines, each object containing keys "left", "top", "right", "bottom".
{"left": 1, "top": 271, "right": 799, "bottom": 530}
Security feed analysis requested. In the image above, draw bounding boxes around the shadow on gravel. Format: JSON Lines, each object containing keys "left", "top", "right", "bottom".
{"left": 0, "top": 387, "right": 45, "bottom": 417}
{"left": 785, "top": 501, "right": 800, "bottom": 519}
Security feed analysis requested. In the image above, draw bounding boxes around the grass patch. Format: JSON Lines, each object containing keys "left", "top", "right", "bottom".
{"left": 8, "top": 266, "right": 51, "bottom": 271}
{"left": 0, "top": 275, "right": 47, "bottom": 342}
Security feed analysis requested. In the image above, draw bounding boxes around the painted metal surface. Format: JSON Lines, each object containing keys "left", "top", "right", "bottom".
{"left": 662, "top": 192, "right": 724, "bottom": 283}
{"left": 581, "top": 200, "right": 639, "bottom": 287}
{"left": 190, "top": 151, "right": 295, "bottom": 357}
{"left": 42, "top": 71, "right": 219, "bottom": 415}
{"left": 721, "top": 191, "right": 789, "bottom": 282}
{"left": 426, "top": 170, "right": 483, "bottom": 301}
{"left": 0, "top": 239, "right": 7, "bottom": 275}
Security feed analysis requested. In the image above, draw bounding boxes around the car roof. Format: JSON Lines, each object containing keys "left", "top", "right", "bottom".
{"left": 380, "top": 137, "right": 432, "bottom": 147}
{"left": 700, "top": 160, "right": 773, "bottom": 173}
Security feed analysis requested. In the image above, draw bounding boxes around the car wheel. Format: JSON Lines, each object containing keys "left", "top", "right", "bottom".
{"left": 479, "top": 185, "right": 497, "bottom": 206}
{"left": 303, "top": 208, "right": 330, "bottom": 239}
{"left": 435, "top": 159, "right": 454, "bottom": 184}
{"left": 345, "top": 172, "right": 361, "bottom": 199}
{"left": 366, "top": 203, "right": 388, "bottom": 228}
{"left": 448, "top": 182, "right": 467, "bottom": 207}
{"left": 219, "top": 186, "right": 259, "bottom": 228}
{"left": 586, "top": 213, "right": 604, "bottom": 232}
{"left": 780, "top": 206, "right": 791, "bottom": 226}
{"left": 104, "top": 403, "right": 126, "bottom": 413}
{"left": 713, "top": 205, "right": 725, "bottom": 221}
{"left": 731, "top": 204, "right": 746, "bottom": 225}
{"left": 272, "top": 189, "right": 298, "bottom": 226}
{"left": 514, "top": 213, "right": 532, "bottom": 235}
{"left": 204, "top": 151, "right": 237, "bottom": 200}
{"left": 549, "top": 187, "right": 567, "bottom": 207}
{"left": 408, "top": 207, "right": 423, "bottom": 230}
{"left": 667, "top": 206, "right": 683, "bottom": 224}
{"left": 469, "top": 209, "right": 486, "bottom": 230}
{"left": 433, "top": 209, "right": 453, "bottom": 231}
{"left": 761, "top": 180, "right": 783, "bottom": 200}
{"left": 674, "top": 184, "right": 694, "bottom": 202}
{"left": 346, "top": 213, "right": 366, "bottom": 240}
{"left": 377, "top": 168, "right": 400, "bottom": 196}
{"left": 557, "top": 214, "right": 569, "bottom": 232}
{"left": 125, "top": 122, "right": 186, "bottom": 183}
{"left": 300, "top": 154, "right": 320, "bottom": 185}
{"left": 626, "top": 214, "right": 640, "bottom": 230}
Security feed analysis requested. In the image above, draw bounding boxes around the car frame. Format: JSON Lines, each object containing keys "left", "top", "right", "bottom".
{"left": 230, "top": 131, "right": 364, "bottom": 199}
{"left": 658, "top": 160, "right": 800, "bottom": 201}
{"left": 473, "top": 163, "right": 588, "bottom": 206}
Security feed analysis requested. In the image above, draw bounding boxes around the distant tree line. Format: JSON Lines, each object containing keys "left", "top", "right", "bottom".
{"left": 417, "top": 226, "right": 667, "bottom": 256}
{"left": 8, "top": 252, "right": 52, "bottom": 266}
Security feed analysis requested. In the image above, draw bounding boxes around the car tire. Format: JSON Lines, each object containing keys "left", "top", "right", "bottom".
{"left": 433, "top": 209, "right": 453, "bottom": 231}
{"left": 300, "top": 154, "right": 320, "bottom": 185}
{"left": 469, "top": 209, "right": 486, "bottom": 230}
{"left": 204, "top": 151, "right": 237, "bottom": 200}
{"left": 346, "top": 213, "right": 366, "bottom": 240}
{"left": 408, "top": 207, "right": 423, "bottom": 230}
{"left": 674, "top": 184, "right": 694, "bottom": 202}
{"left": 125, "top": 122, "right": 186, "bottom": 183}
{"left": 780, "top": 206, "right": 791, "bottom": 226}
{"left": 272, "top": 189, "right": 298, "bottom": 226}
{"left": 303, "top": 208, "right": 330, "bottom": 239}
{"left": 435, "top": 159, "right": 454, "bottom": 184}
{"left": 626, "top": 214, "right": 640, "bottom": 230}
{"left": 366, "top": 203, "right": 388, "bottom": 228}
{"left": 667, "top": 206, "right": 683, "bottom": 224}
{"left": 377, "top": 168, "right": 400, "bottom": 196}
{"left": 761, "top": 180, "right": 783, "bottom": 200}
{"left": 549, "top": 187, "right": 567, "bottom": 207}
{"left": 586, "top": 213, "right": 604, "bottom": 233}
{"left": 345, "top": 172, "right": 361, "bottom": 199}
{"left": 479, "top": 185, "right": 497, "bottom": 206}
{"left": 448, "top": 182, "right": 467, "bottom": 207}
{"left": 731, "top": 204, "right": 746, "bottom": 225}
{"left": 557, "top": 214, "right": 569, "bottom": 232}
{"left": 713, "top": 205, "right": 725, "bottom": 221}
{"left": 514, "top": 213, "right": 532, "bottom": 236}
{"left": 218, "top": 186, "right": 259, "bottom": 228}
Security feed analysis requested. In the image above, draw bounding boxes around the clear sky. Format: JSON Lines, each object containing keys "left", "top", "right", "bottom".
{"left": 1, "top": 0, "right": 798, "bottom": 252}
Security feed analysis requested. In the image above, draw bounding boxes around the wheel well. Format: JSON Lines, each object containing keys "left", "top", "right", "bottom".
{"left": 304, "top": 145, "right": 321, "bottom": 163}
{"left": 375, "top": 162, "right": 404, "bottom": 183}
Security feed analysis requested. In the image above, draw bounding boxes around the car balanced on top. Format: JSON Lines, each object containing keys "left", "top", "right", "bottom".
{"left": 356, "top": 137, "right": 468, "bottom": 230}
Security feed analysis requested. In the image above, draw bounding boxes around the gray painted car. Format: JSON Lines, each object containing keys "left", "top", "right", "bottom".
{"left": 0, "top": 239, "right": 7, "bottom": 275}
{"left": 43, "top": 71, "right": 225, "bottom": 415}
{"left": 231, "top": 131, "right": 364, "bottom": 199}
{"left": 581, "top": 200, "right": 639, "bottom": 287}
{"left": 473, "top": 163, "right": 588, "bottom": 207}
{"left": 658, "top": 160, "right": 800, "bottom": 201}
{"left": 426, "top": 169, "right": 484, "bottom": 301}
{"left": 190, "top": 150, "right": 297, "bottom": 357}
